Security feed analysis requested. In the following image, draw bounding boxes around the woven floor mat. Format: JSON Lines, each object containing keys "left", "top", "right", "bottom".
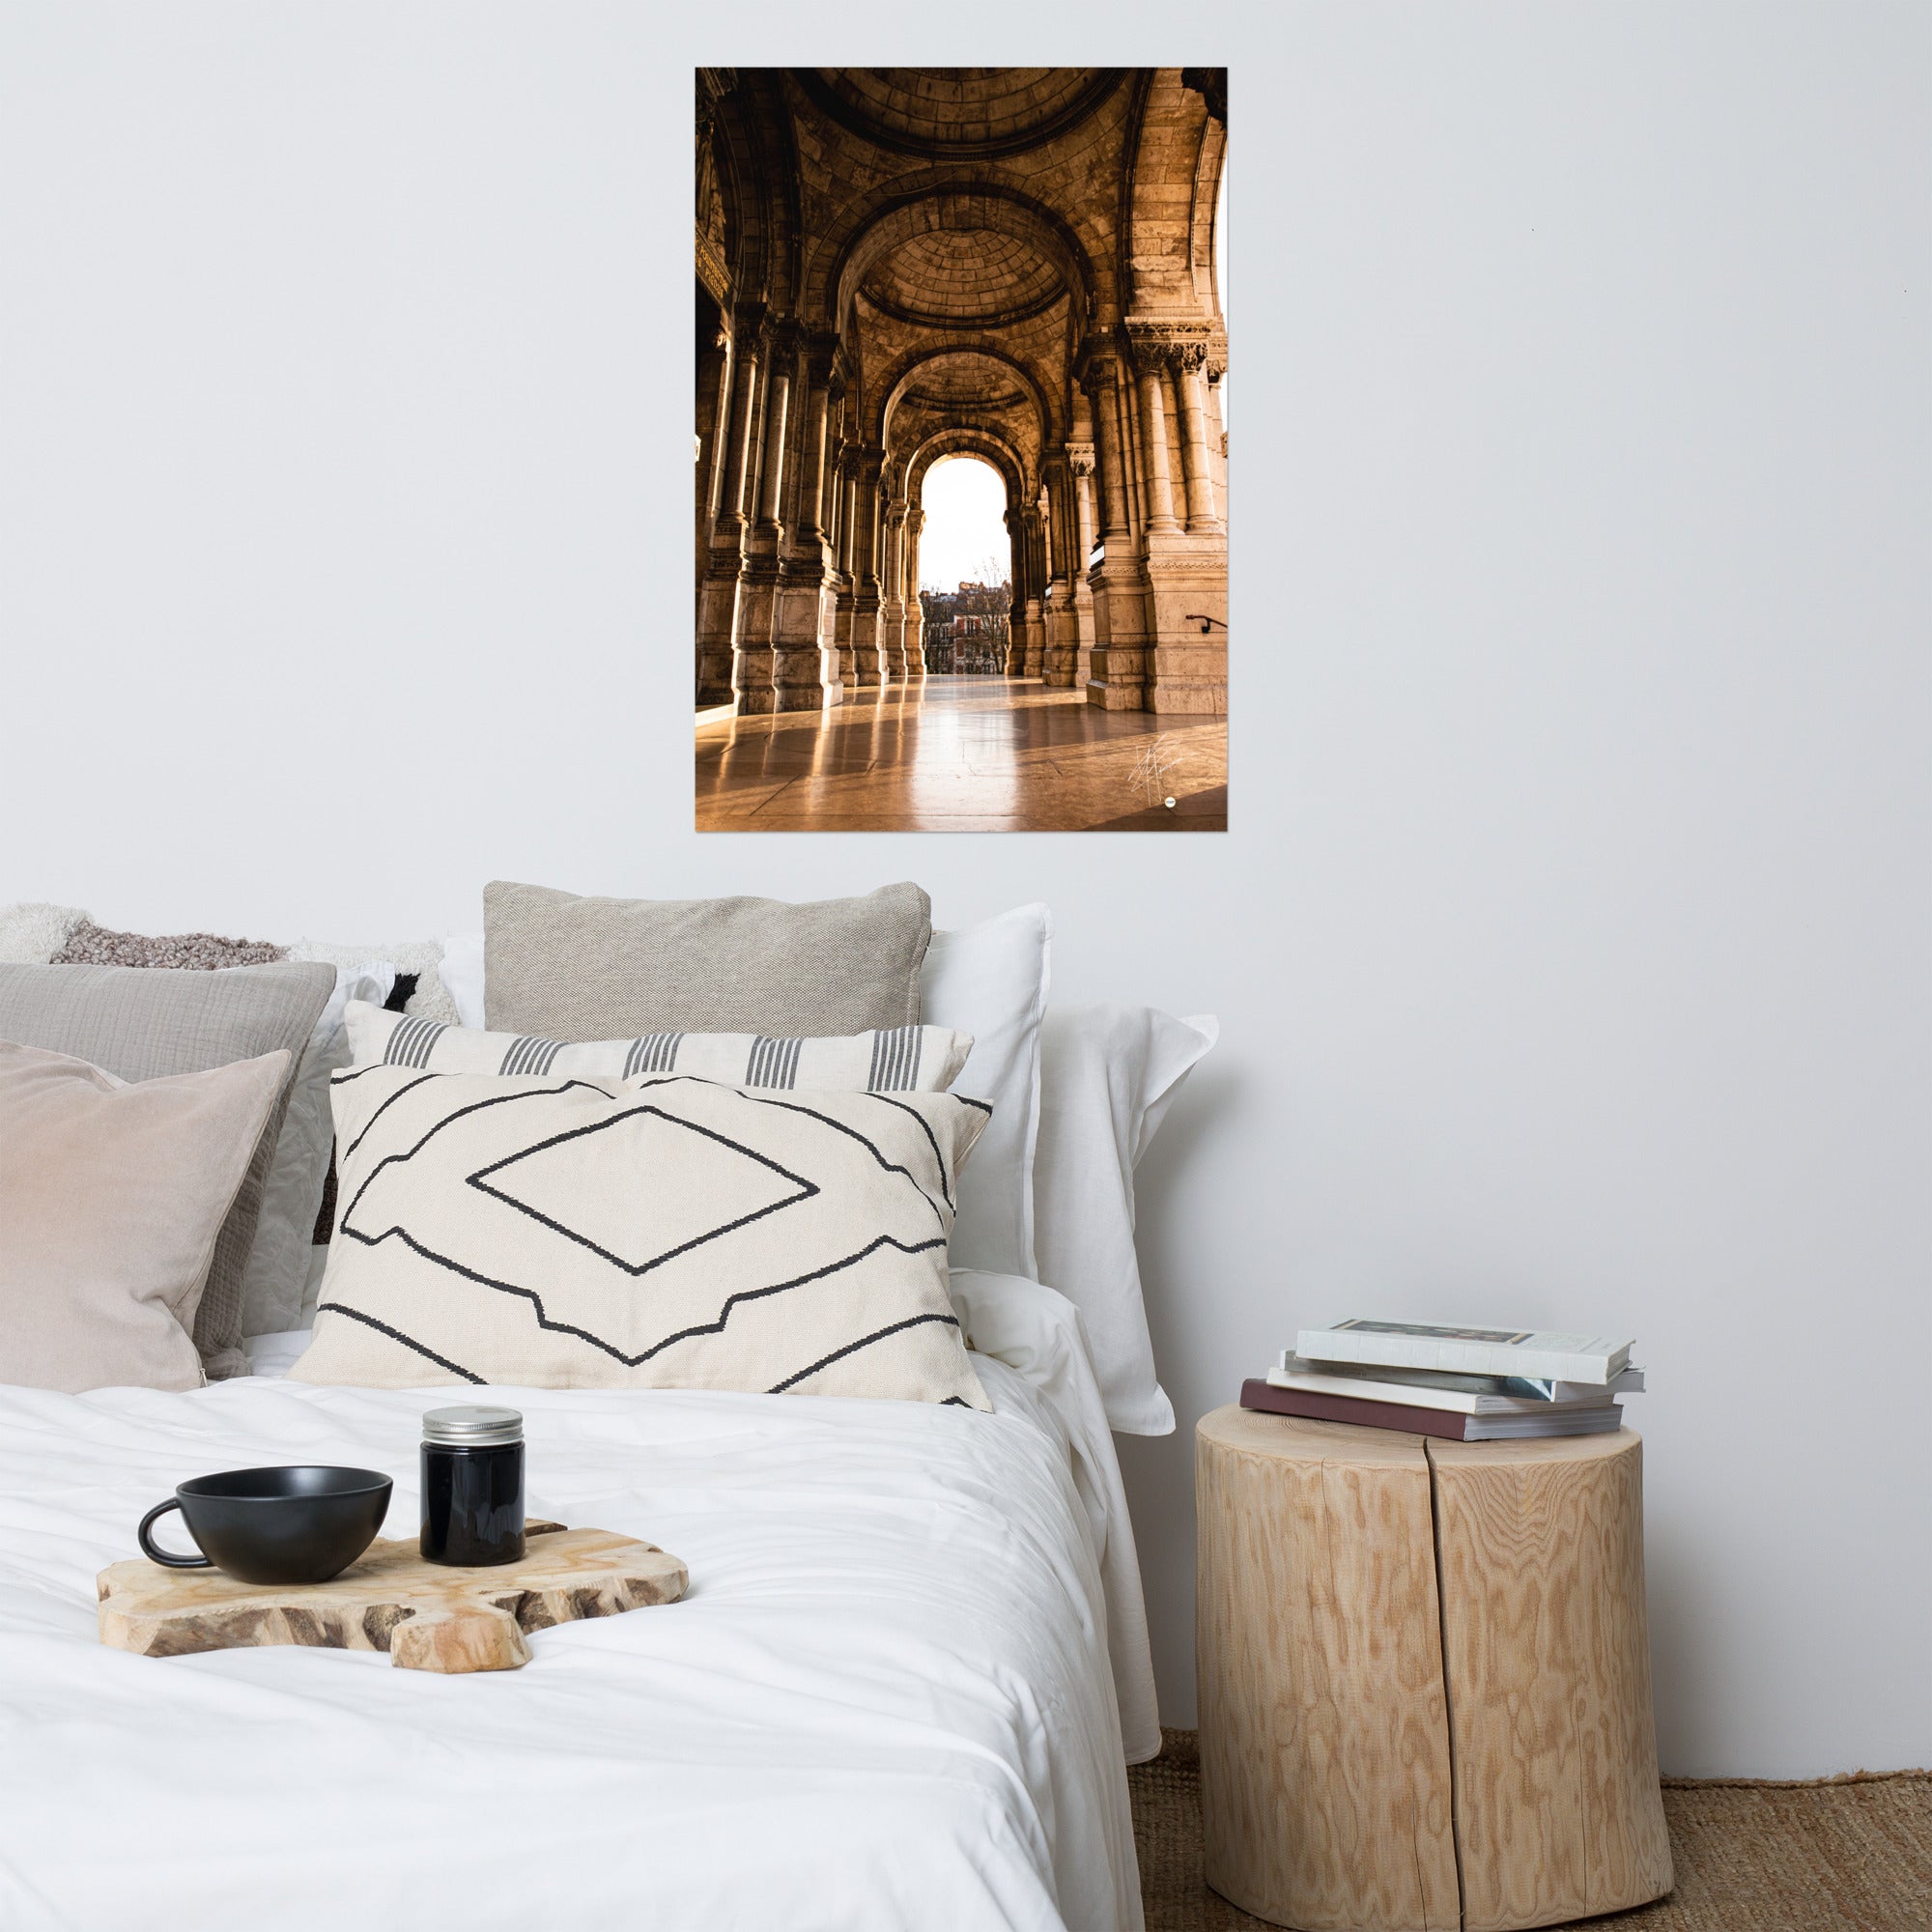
{"left": 1128, "top": 1729, "right": 1931, "bottom": 1931}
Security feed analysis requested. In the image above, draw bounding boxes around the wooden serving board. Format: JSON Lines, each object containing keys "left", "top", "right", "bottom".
{"left": 97, "top": 1523, "right": 688, "bottom": 1673}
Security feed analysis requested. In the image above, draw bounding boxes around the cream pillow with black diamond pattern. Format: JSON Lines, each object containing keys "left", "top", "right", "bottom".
{"left": 286, "top": 1065, "right": 991, "bottom": 1406}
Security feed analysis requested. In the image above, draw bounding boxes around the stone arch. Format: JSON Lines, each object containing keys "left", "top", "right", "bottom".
{"left": 868, "top": 341, "right": 1058, "bottom": 455}
{"left": 711, "top": 75, "right": 802, "bottom": 313}
{"left": 903, "top": 427, "right": 1029, "bottom": 513}
{"left": 807, "top": 177, "right": 1100, "bottom": 336}
{"left": 1121, "top": 69, "right": 1224, "bottom": 319}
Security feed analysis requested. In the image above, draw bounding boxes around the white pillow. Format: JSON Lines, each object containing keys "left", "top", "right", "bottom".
{"left": 921, "top": 905, "right": 1052, "bottom": 1281}
{"left": 286, "top": 937, "right": 459, "bottom": 1024}
{"left": 439, "top": 929, "right": 486, "bottom": 1028}
{"left": 1032, "top": 1005, "right": 1217, "bottom": 1435}
{"left": 238, "top": 962, "right": 395, "bottom": 1338}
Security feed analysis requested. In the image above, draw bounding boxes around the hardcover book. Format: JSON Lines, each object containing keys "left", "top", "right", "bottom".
{"left": 1270, "top": 1355, "right": 1642, "bottom": 1415}
{"left": 1294, "top": 1320, "right": 1634, "bottom": 1384}
{"left": 1240, "top": 1378, "right": 1626, "bottom": 1441}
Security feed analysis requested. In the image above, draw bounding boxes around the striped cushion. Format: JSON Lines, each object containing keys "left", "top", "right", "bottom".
{"left": 344, "top": 1003, "right": 973, "bottom": 1094}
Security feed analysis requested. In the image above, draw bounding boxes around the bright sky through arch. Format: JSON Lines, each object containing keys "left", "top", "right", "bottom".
{"left": 918, "top": 456, "right": 1009, "bottom": 590}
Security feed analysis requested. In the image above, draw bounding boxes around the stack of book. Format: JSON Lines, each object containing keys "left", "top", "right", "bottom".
{"left": 1240, "top": 1319, "right": 1643, "bottom": 1441}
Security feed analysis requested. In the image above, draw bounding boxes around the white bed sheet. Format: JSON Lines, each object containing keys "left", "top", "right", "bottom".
{"left": 0, "top": 1301, "right": 1149, "bottom": 1931}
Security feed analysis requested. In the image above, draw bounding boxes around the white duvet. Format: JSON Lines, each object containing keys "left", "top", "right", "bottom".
{"left": 0, "top": 1272, "right": 1151, "bottom": 1932}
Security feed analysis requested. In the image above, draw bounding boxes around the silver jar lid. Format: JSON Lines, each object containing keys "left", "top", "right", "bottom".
{"left": 422, "top": 1405, "right": 523, "bottom": 1447}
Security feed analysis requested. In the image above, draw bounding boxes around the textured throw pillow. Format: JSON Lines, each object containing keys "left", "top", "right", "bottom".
{"left": 288, "top": 1067, "right": 990, "bottom": 1406}
{"left": 344, "top": 1000, "right": 972, "bottom": 1093}
{"left": 921, "top": 904, "right": 1052, "bottom": 1282}
{"left": 483, "top": 881, "right": 931, "bottom": 1039}
{"left": 1032, "top": 1005, "right": 1218, "bottom": 1435}
{"left": 0, "top": 1041, "right": 291, "bottom": 1393}
{"left": 0, "top": 902, "right": 90, "bottom": 962}
{"left": 287, "top": 937, "right": 461, "bottom": 1025}
{"left": 50, "top": 919, "right": 285, "bottom": 969}
{"left": 0, "top": 960, "right": 335, "bottom": 1378}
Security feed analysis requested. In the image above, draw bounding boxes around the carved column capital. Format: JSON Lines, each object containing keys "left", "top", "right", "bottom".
{"left": 1123, "top": 317, "right": 1220, "bottom": 377}
{"left": 1064, "top": 440, "right": 1096, "bottom": 478}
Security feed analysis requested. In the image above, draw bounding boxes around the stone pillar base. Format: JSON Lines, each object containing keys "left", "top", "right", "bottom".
{"left": 851, "top": 599, "right": 883, "bottom": 686}
{"left": 1144, "top": 531, "right": 1228, "bottom": 717}
{"left": 696, "top": 553, "right": 746, "bottom": 710}
{"left": 732, "top": 566, "right": 781, "bottom": 712}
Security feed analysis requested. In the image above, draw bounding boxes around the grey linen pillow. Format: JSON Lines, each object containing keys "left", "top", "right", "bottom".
{"left": 484, "top": 881, "right": 932, "bottom": 1039}
{"left": 0, "top": 1041, "right": 290, "bottom": 1393}
{"left": 0, "top": 959, "right": 334, "bottom": 1378}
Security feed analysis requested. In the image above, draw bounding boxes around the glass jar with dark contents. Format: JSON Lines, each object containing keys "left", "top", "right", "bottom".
{"left": 420, "top": 1406, "right": 525, "bottom": 1566}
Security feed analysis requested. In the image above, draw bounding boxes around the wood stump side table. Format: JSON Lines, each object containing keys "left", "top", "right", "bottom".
{"left": 1195, "top": 1406, "right": 1672, "bottom": 1932}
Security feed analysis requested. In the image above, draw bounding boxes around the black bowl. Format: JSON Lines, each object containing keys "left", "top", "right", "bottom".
{"left": 138, "top": 1466, "right": 392, "bottom": 1585}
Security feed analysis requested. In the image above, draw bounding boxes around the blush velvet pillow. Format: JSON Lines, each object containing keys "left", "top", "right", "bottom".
{"left": 0, "top": 1041, "right": 291, "bottom": 1392}
{"left": 289, "top": 1065, "right": 990, "bottom": 1406}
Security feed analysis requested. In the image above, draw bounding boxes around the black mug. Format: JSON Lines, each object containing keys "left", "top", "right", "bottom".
{"left": 138, "top": 1466, "right": 392, "bottom": 1585}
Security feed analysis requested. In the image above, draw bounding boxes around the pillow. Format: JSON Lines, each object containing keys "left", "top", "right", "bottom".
{"left": 483, "top": 880, "right": 931, "bottom": 1038}
{"left": 51, "top": 919, "right": 284, "bottom": 969}
{"left": 0, "top": 910, "right": 393, "bottom": 1343}
{"left": 0, "top": 1041, "right": 290, "bottom": 1392}
{"left": 0, "top": 959, "right": 335, "bottom": 1378}
{"left": 0, "top": 902, "right": 89, "bottom": 962}
{"left": 289, "top": 1067, "right": 990, "bottom": 1406}
{"left": 920, "top": 904, "right": 1052, "bottom": 1281}
{"left": 344, "top": 1000, "right": 972, "bottom": 1092}
{"left": 438, "top": 930, "right": 486, "bottom": 1029}
{"left": 1032, "top": 1005, "right": 1218, "bottom": 1435}
{"left": 287, "top": 937, "right": 460, "bottom": 1025}
{"left": 239, "top": 963, "right": 396, "bottom": 1339}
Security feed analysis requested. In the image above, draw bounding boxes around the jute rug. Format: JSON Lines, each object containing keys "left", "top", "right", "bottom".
{"left": 1128, "top": 1730, "right": 1931, "bottom": 1932}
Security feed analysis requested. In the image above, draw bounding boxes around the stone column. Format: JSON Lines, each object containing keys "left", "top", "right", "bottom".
{"left": 733, "top": 334, "right": 791, "bottom": 713}
{"left": 830, "top": 449, "right": 859, "bottom": 692}
{"left": 1124, "top": 322, "right": 1228, "bottom": 717}
{"left": 1065, "top": 441, "right": 1099, "bottom": 688}
{"left": 904, "top": 507, "right": 925, "bottom": 674}
{"left": 695, "top": 324, "right": 729, "bottom": 591}
{"left": 878, "top": 498, "right": 908, "bottom": 679}
{"left": 695, "top": 314, "right": 762, "bottom": 708}
{"left": 1079, "top": 344, "right": 1149, "bottom": 709}
{"left": 1020, "top": 501, "right": 1047, "bottom": 678}
{"left": 771, "top": 343, "right": 841, "bottom": 714}
{"left": 1173, "top": 344, "right": 1224, "bottom": 534}
{"left": 1040, "top": 457, "right": 1076, "bottom": 687}
{"left": 797, "top": 367, "right": 830, "bottom": 539}
{"left": 1012, "top": 510, "right": 1028, "bottom": 676}
{"left": 754, "top": 363, "right": 789, "bottom": 527}
{"left": 1136, "top": 357, "right": 1184, "bottom": 536}
{"left": 1208, "top": 358, "right": 1229, "bottom": 526}
{"left": 849, "top": 448, "right": 884, "bottom": 686}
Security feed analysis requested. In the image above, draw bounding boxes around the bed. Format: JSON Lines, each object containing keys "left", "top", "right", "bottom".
{"left": 0, "top": 1269, "right": 1153, "bottom": 1932}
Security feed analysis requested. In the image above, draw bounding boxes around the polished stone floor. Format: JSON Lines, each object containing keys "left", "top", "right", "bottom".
{"left": 695, "top": 675, "right": 1229, "bottom": 833}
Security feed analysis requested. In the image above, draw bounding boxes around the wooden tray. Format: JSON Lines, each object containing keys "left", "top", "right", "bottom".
{"left": 98, "top": 1522, "right": 688, "bottom": 1673}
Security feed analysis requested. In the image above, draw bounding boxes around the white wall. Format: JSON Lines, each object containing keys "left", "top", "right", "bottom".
{"left": 1, "top": 3, "right": 1925, "bottom": 1776}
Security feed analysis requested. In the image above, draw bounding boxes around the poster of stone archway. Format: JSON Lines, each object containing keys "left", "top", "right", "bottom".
{"left": 695, "top": 69, "right": 1229, "bottom": 834}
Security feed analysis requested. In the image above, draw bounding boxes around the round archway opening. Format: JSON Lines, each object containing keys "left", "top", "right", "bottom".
{"left": 917, "top": 457, "right": 1012, "bottom": 676}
